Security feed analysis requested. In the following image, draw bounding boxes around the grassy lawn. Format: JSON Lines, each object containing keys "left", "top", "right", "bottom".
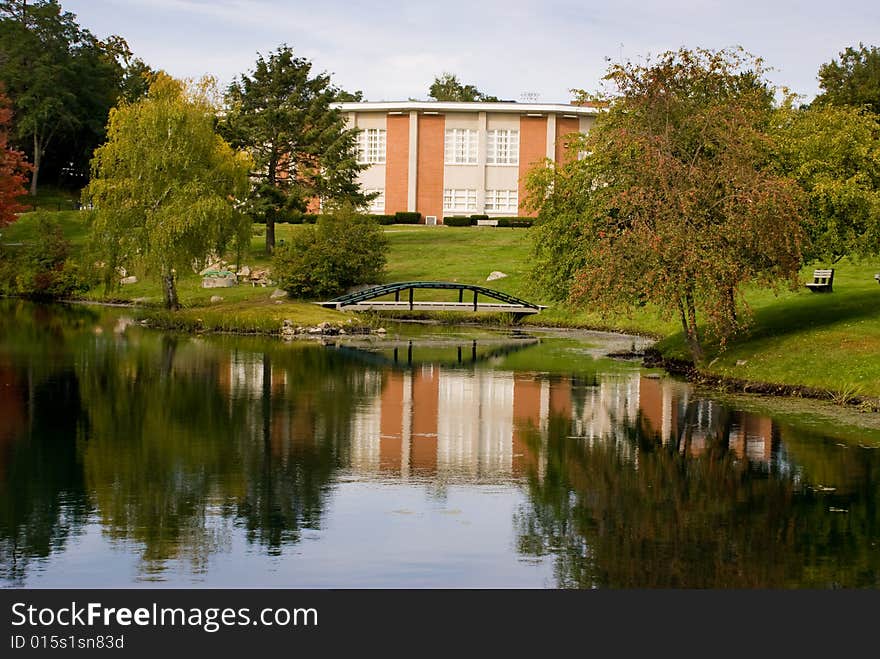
{"left": 13, "top": 186, "right": 82, "bottom": 213}
{"left": 4, "top": 211, "right": 880, "bottom": 400}
{"left": 656, "top": 260, "right": 880, "bottom": 398}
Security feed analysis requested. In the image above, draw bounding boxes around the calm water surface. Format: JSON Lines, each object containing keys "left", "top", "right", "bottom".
{"left": 1, "top": 300, "right": 879, "bottom": 588}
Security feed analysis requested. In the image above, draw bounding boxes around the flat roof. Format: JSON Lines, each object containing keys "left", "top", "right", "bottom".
{"left": 336, "top": 101, "right": 602, "bottom": 116}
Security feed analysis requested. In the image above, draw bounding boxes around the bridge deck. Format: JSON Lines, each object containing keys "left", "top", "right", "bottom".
{"left": 331, "top": 301, "right": 542, "bottom": 314}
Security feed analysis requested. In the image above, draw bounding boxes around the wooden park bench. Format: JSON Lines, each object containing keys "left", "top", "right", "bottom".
{"left": 874, "top": 273, "right": 879, "bottom": 285}
{"left": 805, "top": 268, "right": 834, "bottom": 293}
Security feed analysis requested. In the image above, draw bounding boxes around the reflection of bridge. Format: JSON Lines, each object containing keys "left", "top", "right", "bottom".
{"left": 330, "top": 337, "right": 540, "bottom": 369}
{"left": 317, "top": 281, "right": 547, "bottom": 319}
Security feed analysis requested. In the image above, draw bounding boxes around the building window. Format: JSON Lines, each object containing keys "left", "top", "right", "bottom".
{"left": 485, "top": 189, "right": 518, "bottom": 213}
{"left": 487, "top": 129, "right": 519, "bottom": 165}
{"left": 365, "top": 189, "right": 385, "bottom": 212}
{"left": 444, "top": 128, "right": 478, "bottom": 165}
{"left": 357, "top": 128, "right": 386, "bottom": 164}
{"left": 443, "top": 189, "right": 477, "bottom": 212}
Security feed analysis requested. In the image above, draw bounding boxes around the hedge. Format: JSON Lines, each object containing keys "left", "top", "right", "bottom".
{"left": 495, "top": 216, "right": 535, "bottom": 228}
{"left": 443, "top": 215, "right": 473, "bottom": 227}
{"left": 394, "top": 211, "right": 422, "bottom": 224}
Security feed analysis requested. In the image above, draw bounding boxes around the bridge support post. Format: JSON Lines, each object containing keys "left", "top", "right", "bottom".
{"left": 395, "top": 290, "right": 400, "bottom": 302}
{"left": 458, "top": 289, "right": 463, "bottom": 303}
{"left": 473, "top": 290, "right": 478, "bottom": 311}
{"left": 409, "top": 288, "right": 414, "bottom": 310}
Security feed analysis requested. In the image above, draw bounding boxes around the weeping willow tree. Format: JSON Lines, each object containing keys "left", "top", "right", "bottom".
{"left": 85, "top": 73, "right": 252, "bottom": 309}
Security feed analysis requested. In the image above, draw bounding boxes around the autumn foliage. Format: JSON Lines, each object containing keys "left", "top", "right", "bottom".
{"left": 0, "top": 89, "right": 30, "bottom": 227}
{"left": 528, "top": 48, "right": 805, "bottom": 361}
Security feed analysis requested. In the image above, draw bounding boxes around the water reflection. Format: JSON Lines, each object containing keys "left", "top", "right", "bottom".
{"left": 0, "top": 300, "right": 878, "bottom": 587}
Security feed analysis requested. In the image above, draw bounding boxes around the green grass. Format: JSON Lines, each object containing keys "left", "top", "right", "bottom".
{"left": 1, "top": 209, "right": 91, "bottom": 244}
{"left": 142, "top": 297, "right": 352, "bottom": 333}
{"left": 14, "top": 185, "right": 82, "bottom": 213}
{"left": 656, "top": 259, "right": 880, "bottom": 397}
{"left": 5, "top": 212, "right": 880, "bottom": 400}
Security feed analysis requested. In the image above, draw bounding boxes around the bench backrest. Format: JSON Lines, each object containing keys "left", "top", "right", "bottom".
{"left": 812, "top": 269, "right": 834, "bottom": 280}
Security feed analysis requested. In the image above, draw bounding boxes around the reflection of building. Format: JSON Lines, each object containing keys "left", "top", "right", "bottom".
{"left": 728, "top": 415, "right": 775, "bottom": 462}
{"left": 346, "top": 367, "right": 782, "bottom": 479}
{"left": 209, "top": 347, "right": 782, "bottom": 482}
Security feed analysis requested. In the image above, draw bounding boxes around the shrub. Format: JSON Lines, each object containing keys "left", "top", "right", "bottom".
{"left": 470, "top": 214, "right": 489, "bottom": 223}
{"left": 443, "top": 216, "right": 473, "bottom": 227}
{"left": 272, "top": 206, "right": 389, "bottom": 299}
{"left": 373, "top": 214, "right": 396, "bottom": 225}
{"left": 394, "top": 211, "right": 421, "bottom": 224}
{"left": 0, "top": 214, "right": 91, "bottom": 298}
{"left": 496, "top": 216, "right": 534, "bottom": 228}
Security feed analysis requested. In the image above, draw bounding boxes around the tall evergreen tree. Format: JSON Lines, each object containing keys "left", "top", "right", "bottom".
{"left": 222, "top": 45, "right": 368, "bottom": 254}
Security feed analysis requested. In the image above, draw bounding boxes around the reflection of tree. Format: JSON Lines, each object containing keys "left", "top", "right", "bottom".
{"left": 1, "top": 301, "right": 384, "bottom": 581}
{"left": 77, "top": 332, "right": 247, "bottom": 574}
{"left": 0, "top": 300, "right": 96, "bottom": 585}
{"left": 76, "top": 330, "right": 382, "bottom": 571}
{"left": 234, "top": 350, "right": 373, "bottom": 552}
{"left": 515, "top": 406, "right": 880, "bottom": 588}
{"left": 0, "top": 369, "right": 90, "bottom": 584}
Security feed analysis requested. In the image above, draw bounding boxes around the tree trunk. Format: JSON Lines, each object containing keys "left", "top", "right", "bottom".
{"left": 29, "top": 133, "right": 40, "bottom": 197}
{"left": 266, "top": 150, "right": 278, "bottom": 255}
{"left": 265, "top": 217, "right": 275, "bottom": 255}
{"left": 685, "top": 291, "right": 704, "bottom": 363}
{"left": 162, "top": 267, "right": 180, "bottom": 311}
{"left": 722, "top": 286, "right": 738, "bottom": 339}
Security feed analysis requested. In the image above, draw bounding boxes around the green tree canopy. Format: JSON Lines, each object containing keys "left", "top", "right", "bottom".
{"left": 772, "top": 102, "right": 880, "bottom": 262}
{"left": 222, "top": 45, "right": 368, "bottom": 254}
{"left": 85, "top": 74, "right": 252, "bottom": 310}
{"left": 428, "top": 72, "right": 499, "bottom": 102}
{"left": 815, "top": 44, "right": 880, "bottom": 114}
{"left": 528, "top": 48, "right": 804, "bottom": 362}
{"left": 0, "top": 1, "right": 148, "bottom": 194}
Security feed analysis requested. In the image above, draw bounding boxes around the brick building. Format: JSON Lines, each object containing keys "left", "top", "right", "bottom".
{"left": 338, "top": 101, "right": 601, "bottom": 223}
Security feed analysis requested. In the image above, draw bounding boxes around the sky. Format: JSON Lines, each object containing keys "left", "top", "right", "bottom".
{"left": 62, "top": 0, "right": 880, "bottom": 105}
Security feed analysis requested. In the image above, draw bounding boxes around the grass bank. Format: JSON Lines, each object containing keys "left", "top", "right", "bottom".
{"left": 4, "top": 212, "right": 880, "bottom": 403}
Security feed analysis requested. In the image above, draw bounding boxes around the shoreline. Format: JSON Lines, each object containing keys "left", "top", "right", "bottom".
{"left": 9, "top": 295, "right": 880, "bottom": 414}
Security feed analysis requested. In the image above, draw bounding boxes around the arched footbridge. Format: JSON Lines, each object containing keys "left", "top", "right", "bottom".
{"left": 318, "top": 281, "right": 546, "bottom": 319}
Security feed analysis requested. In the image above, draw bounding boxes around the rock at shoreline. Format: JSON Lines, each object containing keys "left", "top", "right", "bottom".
{"left": 270, "top": 288, "right": 287, "bottom": 299}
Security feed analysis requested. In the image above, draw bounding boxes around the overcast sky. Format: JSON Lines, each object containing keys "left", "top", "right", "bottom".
{"left": 63, "top": 0, "right": 879, "bottom": 104}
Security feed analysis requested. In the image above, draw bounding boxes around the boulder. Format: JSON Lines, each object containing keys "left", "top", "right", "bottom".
{"left": 210, "top": 295, "right": 223, "bottom": 303}
{"left": 270, "top": 288, "right": 287, "bottom": 299}
{"left": 120, "top": 275, "right": 138, "bottom": 285}
{"left": 486, "top": 271, "right": 507, "bottom": 281}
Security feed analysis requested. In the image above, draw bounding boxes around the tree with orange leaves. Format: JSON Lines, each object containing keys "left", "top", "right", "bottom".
{"left": 0, "top": 87, "right": 30, "bottom": 227}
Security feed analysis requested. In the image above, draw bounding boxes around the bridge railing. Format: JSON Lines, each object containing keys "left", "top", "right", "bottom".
{"left": 321, "top": 281, "right": 544, "bottom": 311}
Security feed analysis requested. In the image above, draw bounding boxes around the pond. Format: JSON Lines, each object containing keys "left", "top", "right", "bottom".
{"left": 1, "top": 300, "right": 879, "bottom": 588}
